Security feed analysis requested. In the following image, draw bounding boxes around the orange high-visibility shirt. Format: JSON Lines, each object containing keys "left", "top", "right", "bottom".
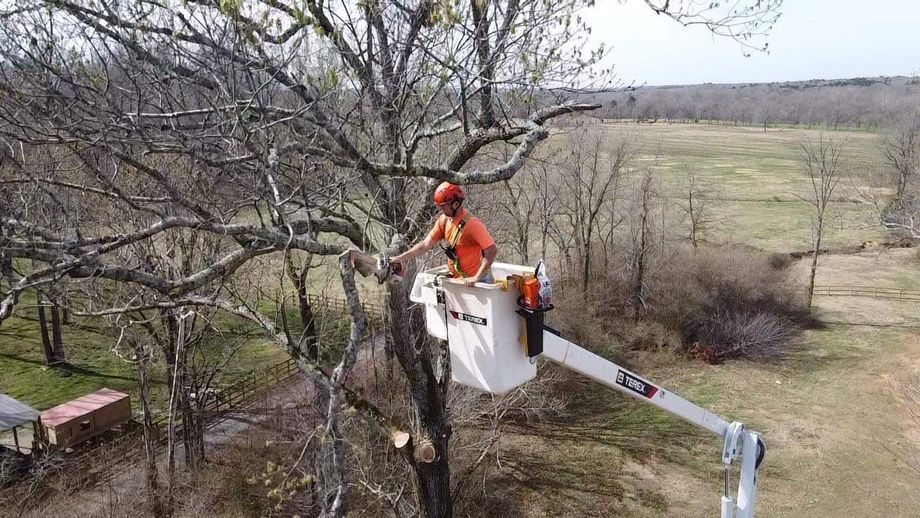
{"left": 427, "top": 208, "right": 495, "bottom": 277}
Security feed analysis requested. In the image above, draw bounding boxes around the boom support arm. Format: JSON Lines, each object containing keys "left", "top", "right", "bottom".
{"left": 541, "top": 330, "right": 764, "bottom": 518}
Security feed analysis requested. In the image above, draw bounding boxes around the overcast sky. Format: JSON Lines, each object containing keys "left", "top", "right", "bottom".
{"left": 585, "top": 0, "right": 920, "bottom": 86}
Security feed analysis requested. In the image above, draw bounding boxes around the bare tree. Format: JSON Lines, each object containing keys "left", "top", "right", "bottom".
{"left": 558, "top": 127, "right": 631, "bottom": 291}
{"left": 286, "top": 250, "right": 320, "bottom": 361}
{"left": 111, "top": 318, "right": 166, "bottom": 517}
{"left": 884, "top": 115, "right": 920, "bottom": 199}
{"left": 498, "top": 179, "right": 537, "bottom": 263}
{"left": 628, "top": 171, "right": 656, "bottom": 320}
{"left": 529, "top": 163, "right": 562, "bottom": 262}
{"left": 316, "top": 256, "right": 368, "bottom": 517}
{"left": 680, "top": 169, "right": 717, "bottom": 249}
{"left": 799, "top": 136, "right": 845, "bottom": 307}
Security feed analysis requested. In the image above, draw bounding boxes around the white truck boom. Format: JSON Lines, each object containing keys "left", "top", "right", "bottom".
{"left": 541, "top": 329, "right": 764, "bottom": 518}
{"left": 408, "top": 262, "right": 766, "bottom": 518}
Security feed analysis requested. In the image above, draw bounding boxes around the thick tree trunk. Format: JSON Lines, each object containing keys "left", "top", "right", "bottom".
{"left": 385, "top": 286, "right": 453, "bottom": 518}
{"left": 297, "top": 280, "right": 318, "bottom": 361}
{"left": 807, "top": 220, "right": 823, "bottom": 308}
{"left": 50, "top": 302, "right": 65, "bottom": 363}
{"left": 37, "top": 301, "right": 55, "bottom": 365}
{"left": 137, "top": 351, "right": 166, "bottom": 516}
{"left": 0, "top": 256, "right": 11, "bottom": 289}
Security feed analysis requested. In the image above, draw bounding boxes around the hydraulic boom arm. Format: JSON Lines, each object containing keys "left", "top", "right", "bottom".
{"left": 541, "top": 330, "right": 765, "bottom": 518}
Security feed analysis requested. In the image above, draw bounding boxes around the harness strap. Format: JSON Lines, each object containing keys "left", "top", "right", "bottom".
{"left": 446, "top": 213, "right": 472, "bottom": 277}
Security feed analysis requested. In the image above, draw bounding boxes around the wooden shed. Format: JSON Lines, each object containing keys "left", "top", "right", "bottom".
{"left": 41, "top": 388, "right": 131, "bottom": 449}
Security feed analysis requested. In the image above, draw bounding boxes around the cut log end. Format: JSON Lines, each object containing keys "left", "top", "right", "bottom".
{"left": 415, "top": 436, "right": 437, "bottom": 464}
{"left": 392, "top": 430, "right": 411, "bottom": 449}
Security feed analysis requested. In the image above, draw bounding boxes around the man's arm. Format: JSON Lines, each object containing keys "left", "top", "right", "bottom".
{"left": 466, "top": 244, "right": 498, "bottom": 286}
{"left": 391, "top": 235, "right": 438, "bottom": 265}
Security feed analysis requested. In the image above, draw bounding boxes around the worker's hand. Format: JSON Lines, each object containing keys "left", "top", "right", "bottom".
{"left": 463, "top": 277, "right": 479, "bottom": 287}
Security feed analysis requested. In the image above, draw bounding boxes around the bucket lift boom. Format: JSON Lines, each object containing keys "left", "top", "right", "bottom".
{"left": 540, "top": 329, "right": 764, "bottom": 518}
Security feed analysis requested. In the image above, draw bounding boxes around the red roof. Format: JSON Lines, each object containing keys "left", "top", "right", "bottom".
{"left": 41, "top": 388, "right": 130, "bottom": 428}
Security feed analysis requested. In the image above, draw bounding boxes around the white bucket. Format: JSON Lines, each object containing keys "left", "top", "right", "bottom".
{"left": 409, "top": 263, "right": 538, "bottom": 394}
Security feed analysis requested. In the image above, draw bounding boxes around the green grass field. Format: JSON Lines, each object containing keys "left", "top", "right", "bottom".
{"left": 593, "top": 123, "right": 891, "bottom": 251}
{"left": 0, "top": 314, "right": 292, "bottom": 413}
{"left": 0, "top": 298, "right": 353, "bottom": 412}
{"left": 0, "top": 314, "right": 140, "bottom": 410}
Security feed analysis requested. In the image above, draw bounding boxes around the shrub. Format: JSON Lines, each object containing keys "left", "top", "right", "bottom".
{"left": 558, "top": 244, "right": 811, "bottom": 363}
{"left": 684, "top": 307, "right": 798, "bottom": 362}
{"left": 768, "top": 252, "right": 795, "bottom": 270}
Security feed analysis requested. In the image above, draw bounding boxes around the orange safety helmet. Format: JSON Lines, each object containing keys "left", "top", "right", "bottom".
{"left": 433, "top": 182, "right": 465, "bottom": 205}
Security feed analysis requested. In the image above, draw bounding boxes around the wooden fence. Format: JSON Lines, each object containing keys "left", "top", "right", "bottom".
{"left": 812, "top": 285, "right": 920, "bottom": 302}
{"left": 307, "top": 293, "right": 384, "bottom": 321}
{"left": 198, "top": 357, "right": 301, "bottom": 419}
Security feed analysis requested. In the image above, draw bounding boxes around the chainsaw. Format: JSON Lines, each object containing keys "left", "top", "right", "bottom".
{"left": 342, "top": 249, "right": 404, "bottom": 284}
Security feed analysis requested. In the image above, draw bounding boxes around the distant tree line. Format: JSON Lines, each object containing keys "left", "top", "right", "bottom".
{"left": 588, "top": 77, "right": 920, "bottom": 131}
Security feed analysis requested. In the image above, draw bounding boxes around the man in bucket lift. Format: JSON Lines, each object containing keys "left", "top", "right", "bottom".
{"left": 391, "top": 182, "right": 498, "bottom": 287}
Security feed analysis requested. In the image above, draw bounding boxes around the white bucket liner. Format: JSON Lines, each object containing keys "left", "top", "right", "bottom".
{"left": 409, "top": 262, "right": 539, "bottom": 393}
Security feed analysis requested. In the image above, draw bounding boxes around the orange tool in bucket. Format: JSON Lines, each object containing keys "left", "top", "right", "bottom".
{"left": 510, "top": 261, "right": 553, "bottom": 311}
{"left": 511, "top": 261, "right": 554, "bottom": 359}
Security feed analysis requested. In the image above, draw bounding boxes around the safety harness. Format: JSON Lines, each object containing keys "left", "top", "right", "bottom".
{"left": 441, "top": 212, "right": 472, "bottom": 277}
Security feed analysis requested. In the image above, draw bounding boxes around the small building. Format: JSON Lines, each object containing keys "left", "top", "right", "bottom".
{"left": 41, "top": 388, "right": 131, "bottom": 449}
{"left": 0, "top": 394, "right": 41, "bottom": 453}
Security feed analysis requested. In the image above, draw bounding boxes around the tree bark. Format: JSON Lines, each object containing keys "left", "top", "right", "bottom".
{"left": 50, "top": 302, "right": 65, "bottom": 363}
{"left": 631, "top": 175, "right": 653, "bottom": 321}
{"left": 181, "top": 363, "right": 204, "bottom": 472}
{"left": 807, "top": 218, "right": 823, "bottom": 308}
{"left": 137, "top": 349, "right": 166, "bottom": 517}
{"left": 297, "top": 279, "right": 318, "bottom": 361}
{"left": 162, "top": 310, "right": 179, "bottom": 516}
{"left": 37, "top": 300, "right": 55, "bottom": 365}
{"left": 582, "top": 240, "right": 592, "bottom": 293}
{"left": 175, "top": 327, "right": 204, "bottom": 472}
{"left": 0, "top": 256, "right": 11, "bottom": 289}
{"left": 385, "top": 286, "right": 452, "bottom": 518}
